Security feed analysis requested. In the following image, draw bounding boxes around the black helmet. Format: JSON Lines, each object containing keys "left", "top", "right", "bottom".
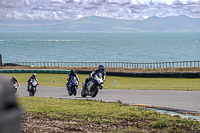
{"left": 98, "top": 65, "right": 104, "bottom": 72}
{"left": 70, "top": 69, "right": 74, "bottom": 74}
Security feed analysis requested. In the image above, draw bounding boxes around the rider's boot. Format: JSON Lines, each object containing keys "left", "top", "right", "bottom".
{"left": 66, "top": 85, "right": 68, "bottom": 90}
{"left": 84, "top": 80, "right": 88, "bottom": 90}
{"left": 27, "top": 85, "right": 29, "bottom": 91}
{"left": 83, "top": 78, "right": 88, "bottom": 89}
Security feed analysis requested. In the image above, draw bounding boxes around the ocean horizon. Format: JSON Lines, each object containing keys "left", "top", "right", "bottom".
{"left": 1, "top": 32, "right": 200, "bottom": 64}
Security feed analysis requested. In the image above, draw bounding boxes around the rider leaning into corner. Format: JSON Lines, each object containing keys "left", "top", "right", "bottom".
{"left": 66, "top": 70, "right": 79, "bottom": 89}
{"left": 84, "top": 65, "right": 106, "bottom": 90}
{"left": 27, "top": 73, "right": 39, "bottom": 90}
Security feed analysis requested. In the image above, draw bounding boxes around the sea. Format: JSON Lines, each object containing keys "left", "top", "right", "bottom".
{"left": 0, "top": 32, "right": 200, "bottom": 64}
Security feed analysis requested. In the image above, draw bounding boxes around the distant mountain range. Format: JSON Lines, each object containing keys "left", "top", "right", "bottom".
{"left": 0, "top": 15, "right": 200, "bottom": 32}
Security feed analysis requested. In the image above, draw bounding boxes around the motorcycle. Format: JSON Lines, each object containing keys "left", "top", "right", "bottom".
{"left": 66, "top": 77, "right": 79, "bottom": 96}
{"left": 28, "top": 79, "right": 38, "bottom": 96}
{"left": 12, "top": 82, "right": 19, "bottom": 93}
{"left": 81, "top": 72, "right": 104, "bottom": 98}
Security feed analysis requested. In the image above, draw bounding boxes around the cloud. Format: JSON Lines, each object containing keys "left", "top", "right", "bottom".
{"left": 0, "top": 0, "right": 199, "bottom": 22}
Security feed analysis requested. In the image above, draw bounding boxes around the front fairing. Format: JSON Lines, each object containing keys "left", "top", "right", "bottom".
{"left": 93, "top": 73, "right": 104, "bottom": 85}
{"left": 12, "top": 82, "right": 18, "bottom": 88}
{"left": 31, "top": 79, "right": 38, "bottom": 87}
{"left": 68, "top": 78, "right": 78, "bottom": 90}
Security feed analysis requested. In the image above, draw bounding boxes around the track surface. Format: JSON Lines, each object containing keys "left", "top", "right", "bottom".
{"left": 17, "top": 85, "right": 200, "bottom": 113}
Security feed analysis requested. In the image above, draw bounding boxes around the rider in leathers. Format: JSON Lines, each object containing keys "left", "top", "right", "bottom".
{"left": 66, "top": 70, "right": 79, "bottom": 89}
{"left": 10, "top": 76, "right": 19, "bottom": 93}
{"left": 10, "top": 76, "right": 19, "bottom": 86}
{"left": 84, "top": 65, "right": 106, "bottom": 90}
{"left": 27, "top": 73, "right": 39, "bottom": 90}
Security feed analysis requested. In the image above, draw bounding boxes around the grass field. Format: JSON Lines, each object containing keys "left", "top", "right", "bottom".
{"left": 3, "top": 73, "right": 200, "bottom": 91}
{"left": 19, "top": 97, "right": 200, "bottom": 132}
{"left": 3, "top": 71, "right": 199, "bottom": 132}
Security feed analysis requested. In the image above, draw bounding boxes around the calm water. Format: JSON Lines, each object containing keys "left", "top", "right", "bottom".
{"left": 0, "top": 32, "right": 200, "bottom": 63}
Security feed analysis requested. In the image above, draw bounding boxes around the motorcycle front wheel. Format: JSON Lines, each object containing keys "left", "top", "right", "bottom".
{"left": 68, "top": 89, "right": 72, "bottom": 96}
{"left": 72, "top": 86, "right": 77, "bottom": 96}
{"left": 29, "top": 88, "right": 35, "bottom": 96}
{"left": 81, "top": 89, "right": 87, "bottom": 98}
{"left": 91, "top": 85, "right": 99, "bottom": 98}
{"left": 13, "top": 88, "right": 17, "bottom": 93}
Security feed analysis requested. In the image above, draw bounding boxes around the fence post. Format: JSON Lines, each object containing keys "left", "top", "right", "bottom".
{"left": 0, "top": 54, "right": 2, "bottom": 66}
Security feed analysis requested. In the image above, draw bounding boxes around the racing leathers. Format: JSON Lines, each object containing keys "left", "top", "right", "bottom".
{"left": 10, "top": 78, "right": 19, "bottom": 86}
{"left": 66, "top": 73, "right": 79, "bottom": 88}
{"left": 27, "top": 76, "right": 39, "bottom": 90}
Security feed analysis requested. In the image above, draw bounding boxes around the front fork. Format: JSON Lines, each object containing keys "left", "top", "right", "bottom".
{"left": 100, "top": 84, "right": 104, "bottom": 89}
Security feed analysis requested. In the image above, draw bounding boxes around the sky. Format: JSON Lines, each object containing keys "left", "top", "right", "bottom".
{"left": 0, "top": 0, "right": 200, "bottom": 24}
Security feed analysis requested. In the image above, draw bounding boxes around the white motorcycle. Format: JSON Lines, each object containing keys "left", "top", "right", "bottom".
{"left": 81, "top": 72, "right": 104, "bottom": 98}
{"left": 12, "top": 82, "right": 19, "bottom": 94}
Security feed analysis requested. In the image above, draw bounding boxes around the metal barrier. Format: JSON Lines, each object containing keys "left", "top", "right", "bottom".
{"left": 2, "top": 61, "right": 200, "bottom": 68}
{"left": 0, "top": 69, "right": 71, "bottom": 74}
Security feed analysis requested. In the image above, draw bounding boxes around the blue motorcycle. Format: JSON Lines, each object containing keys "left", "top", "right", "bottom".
{"left": 66, "top": 77, "right": 79, "bottom": 96}
{"left": 81, "top": 72, "right": 104, "bottom": 98}
{"left": 28, "top": 79, "right": 38, "bottom": 96}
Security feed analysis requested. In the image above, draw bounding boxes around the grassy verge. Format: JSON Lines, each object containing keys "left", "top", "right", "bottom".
{"left": 3, "top": 73, "right": 200, "bottom": 91}
{"left": 19, "top": 97, "right": 200, "bottom": 132}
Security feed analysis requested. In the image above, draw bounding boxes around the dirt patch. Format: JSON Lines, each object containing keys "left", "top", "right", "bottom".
{"left": 21, "top": 113, "right": 149, "bottom": 133}
{"left": 21, "top": 112, "right": 200, "bottom": 133}
{"left": 21, "top": 113, "right": 123, "bottom": 133}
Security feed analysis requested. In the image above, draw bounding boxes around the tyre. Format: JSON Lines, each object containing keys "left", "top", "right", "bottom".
{"left": 14, "top": 88, "right": 17, "bottom": 94}
{"left": 68, "top": 89, "right": 72, "bottom": 96}
{"left": 91, "top": 85, "right": 99, "bottom": 98}
{"left": 32, "top": 88, "right": 35, "bottom": 96}
{"left": 81, "top": 89, "right": 87, "bottom": 97}
{"left": 72, "top": 86, "right": 77, "bottom": 96}
{"left": 30, "top": 88, "right": 35, "bottom": 96}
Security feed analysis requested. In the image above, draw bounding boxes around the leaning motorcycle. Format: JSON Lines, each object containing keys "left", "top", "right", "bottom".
{"left": 81, "top": 72, "right": 104, "bottom": 98}
{"left": 28, "top": 79, "right": 38, "bottom": 96}
{"left": 12, "top": 82, "right": 19, "bottom": 93}
{"left": 66, "top": 77, "right": 78, "bottom": 96}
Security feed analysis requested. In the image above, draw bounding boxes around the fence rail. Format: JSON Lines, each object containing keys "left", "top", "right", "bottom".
{"left": 2, "top": 61, "right": 200, "bottom": 68}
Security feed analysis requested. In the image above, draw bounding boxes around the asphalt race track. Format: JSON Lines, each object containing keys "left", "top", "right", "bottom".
{"left": 16, "top": 85, "right": 200, "bottom": 114}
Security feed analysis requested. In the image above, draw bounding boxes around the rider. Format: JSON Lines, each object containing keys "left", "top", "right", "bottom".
{"left": 84, "top": 65, "right": 106, "bottom": 90}
{"left": 10, "top": 76, "right": 19, "bottom": 86}
{"left": 27, "top": 73, "right": 39, "bottom": 90}
{"left": 66, "top": 70, "right": 79, "bottom": 88}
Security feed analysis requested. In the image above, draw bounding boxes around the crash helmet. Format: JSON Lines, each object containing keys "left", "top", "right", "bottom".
{"left": 32, "top": 73, "right": 36, "bottom": 78}
{"left": 70, "top": 69, "right": 74, "bottom": 75}
{"left": 98, "top": 65, "right": 104, "bottom": 72}
{"left": 12, "top": 76, "right": 16, "bottom": 79}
